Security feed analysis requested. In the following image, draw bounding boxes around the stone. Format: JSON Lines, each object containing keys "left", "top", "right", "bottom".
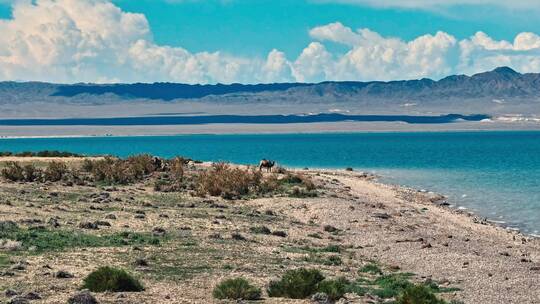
{"left": 323, "top": 225, "right": 339, "bottom": 233}
{"left": 78, "top": 222, "right": 98, "bottom": 230}
{"left": 55, "top": 270, "right": 74, "bottom": 279}
{"left": 24, "top": 292, "right": 41, "bottom": 300}
{"left": 134, "top": 258, "right": 149, "bottom": 267}
{"left": 311, "top": 292, "right": 330, "bottom": 303}
{"left": 95, "top": 221, "right": 111, "bottom": 227}
{"left": 8, "top": 296, "right": 30, "bottom": 304}
{"left": 372, "top": 213, "right": 391, "bottom": 219}
{"left": 47, "top": 218, "right": 61, "bottom": 228}
{"left": 152, "top": 227, "right": 166, "bottom": 236}
{"left": 67, "top": 291, "right": 99, "bottom": 304}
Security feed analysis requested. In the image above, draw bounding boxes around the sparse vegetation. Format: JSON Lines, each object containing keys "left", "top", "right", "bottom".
{"left": 0, "top": 154, "right": 468, "bottom": 304}
{"left": 212, "top": 278, "right": 261, "bottom": 300}
{"left": 82, "top": 267, "right": 144, "bottom": 292}
{"left": 196, "top": 163, "right": 264, "bottom": 199}
{"left": 360, "top": 262, "right": 383, "bottom": 275}
{"left": 267, "top": 268, "right": 325, "bottom": 299}
{"left": 317, "top": 277, "right": 349, "bottom": 301}
{"left": 0, "top": 225, "right": 162, "bottom": 252}
{"left": 249, "top": 225, "right": 272, "bottom": 235}
{"left": 43, "top": 161, "right": 69, "bottom": 182}
{"left": 2, "top": 162, "right": 28, "bottom": 182}
{"left": 396, "top": 284, "right": 447, "bottom": 304}
{"left": 84, "top": 155, "right": 156, "bottom": 185}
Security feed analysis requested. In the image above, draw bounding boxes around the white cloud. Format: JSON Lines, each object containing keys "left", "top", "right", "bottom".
{"left": 1, "top": 1, "right": 540, "bottom": 84}
{"left": 317, "top": 0, "right": 540, "bottom": 10}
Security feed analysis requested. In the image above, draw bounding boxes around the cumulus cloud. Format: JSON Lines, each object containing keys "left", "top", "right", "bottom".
{"left": 317, "top": 0, "right": 540, "bottom": 10}
{"left": 1, "top": 1, "right": 540, "bottom": 84}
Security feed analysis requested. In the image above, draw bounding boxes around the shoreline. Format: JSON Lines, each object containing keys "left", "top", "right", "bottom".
{"left": 380, "top": 179, "right": 540, "bottom": 239}
{"left": 312, "top": 167, "right": 539, "bottom": 239}
{"left": 304, "top": 169, "right": 540, "bottom": 303}
{"left": 0, "top": 153, "right": 537, "bottom": 239}
{"left": 0, "top": 157, "right": 538, "bottom": 303}
{"left": 0, "top": 121, "right": 540, "bottom": 138}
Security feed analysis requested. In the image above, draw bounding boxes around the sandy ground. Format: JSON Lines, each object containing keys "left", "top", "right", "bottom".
{"left": 1, "top": 121, "right": 540, "bottom": 138}
{"left": 0, "top": 161, "right": 538, "bottom": 303}
{"left": 286, "top": 171, "right": 540, "bottom": 304}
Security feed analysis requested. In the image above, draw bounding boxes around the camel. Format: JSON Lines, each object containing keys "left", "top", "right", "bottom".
{"left": 259, "top": 159, "right": 275, "bottom": 172}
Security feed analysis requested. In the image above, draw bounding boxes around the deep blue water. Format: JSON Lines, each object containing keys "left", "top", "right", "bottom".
{"left": 0, "top": 131, "right": 539, "bottom": 235}
{"left": 0, "top": 114, "right": 488, "bottom": 126}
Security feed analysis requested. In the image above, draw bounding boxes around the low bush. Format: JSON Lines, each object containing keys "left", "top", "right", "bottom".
{"left": 317, "top": 277, "right": 349, "bottom": 301}
{"left": 212, "top": 278, "right": 261, "bottom": 300}
{"left": 372, "top": 273, "right": 414, "bottom": 298}
{"left": 359, "top": 263, "right": 382, "bottom": 275}
{"left": 43, "top": 161, "right": 68, "bottom": 182}
{"left": 289, "top": 187, "right": 317, "bottom": 198}
{"left": 396, "top": 284, "right": 447, "bottom": 304}
{"left": 196, "top": 163, "right": 262, "bottom": 199}
{"left": 268, "top": 268, "right": 325, "bottom": 299}
{"left": 169, "top": 157, "right": 185, "bottom": 181}
{"left": 82, "top": 266, "right": 144, "bottom": 292}
{"left": 1, "top": 162, "right": 25, "bottom": 181}
{"left": 324, "top": 255, "right": 342, "bottom": 266}
{"left": 82, "top": 155, "right": 158, "bottom": 185}
{"left": 22, "top": 163, "right": 40, "bottom": 182}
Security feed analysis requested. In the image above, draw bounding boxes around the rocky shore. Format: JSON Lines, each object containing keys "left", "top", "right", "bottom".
{"left": 0, "top": 157, "right": 538, "bottom": 303}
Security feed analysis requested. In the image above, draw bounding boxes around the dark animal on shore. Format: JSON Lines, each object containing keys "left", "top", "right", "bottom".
{"left": 259, "top": 159, "right": 275, "bottom": 172}
{"left": 151, "top": 157, "right": 167, "bottom": 171}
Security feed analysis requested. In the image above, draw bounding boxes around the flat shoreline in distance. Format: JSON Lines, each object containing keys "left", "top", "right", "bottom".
{"left": 1, "top": 121, "right": 540, "bottom": 138}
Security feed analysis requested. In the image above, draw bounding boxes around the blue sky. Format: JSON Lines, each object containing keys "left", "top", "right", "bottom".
{"left": 105, "top": 1, "right": 540, "bottom": 57}
{"left": 0, "top": 0, "right": 540, "bottom": 83}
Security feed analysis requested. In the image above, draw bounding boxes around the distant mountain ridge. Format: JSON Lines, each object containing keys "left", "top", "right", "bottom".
{"left": 36, "top": 66, "right": 540, "bottom": 101}
{"left": 1, "top": 67, "right": 540, "bottom": 118}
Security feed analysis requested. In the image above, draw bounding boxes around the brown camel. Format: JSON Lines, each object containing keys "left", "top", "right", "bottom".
{"left": 259, "top": 159, "right": 275, "bottom": 172}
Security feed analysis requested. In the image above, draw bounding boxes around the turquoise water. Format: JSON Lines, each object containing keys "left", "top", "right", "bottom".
{"left": 1, "top": 131, "right": 539, "bottom": 235}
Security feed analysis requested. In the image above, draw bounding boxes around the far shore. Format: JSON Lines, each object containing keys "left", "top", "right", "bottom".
{"left": 1, "top": 121, "right": 540, "bottom": 138}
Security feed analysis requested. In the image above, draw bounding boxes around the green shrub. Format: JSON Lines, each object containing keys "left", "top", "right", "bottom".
{"left": 82, "top": 267, "right": 144, "bottom": 292}
{"left": 268, "top": 268, "right": 325, "bottom": 299}
{"left": 373, "top": 273, "right": 414, "bottom": 298}
{"left": 212, "top": 278, "right": 261, "bottom": 300}
{"left": 324, "top": 255, "right": 342, "bottom": 266}
{"left": 396, "top": 284, "right": 447, "bottom": 304}
{"left": 321, "top": 245, "right": 341, "bottom": 253}
{"left": 359, "top": 263, "right": 382, "bottom": 275}
{"left": 317, "top": 278, "right": 349, "bottom": 301}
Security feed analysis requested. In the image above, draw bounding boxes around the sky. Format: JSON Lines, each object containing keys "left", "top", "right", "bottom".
{"left": 1, "top": 0, "right": 540, "bottom": 84}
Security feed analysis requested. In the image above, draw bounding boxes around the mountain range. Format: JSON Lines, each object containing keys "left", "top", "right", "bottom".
{"left": 1, "top": 67, "right": 539, "bottom": 118}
